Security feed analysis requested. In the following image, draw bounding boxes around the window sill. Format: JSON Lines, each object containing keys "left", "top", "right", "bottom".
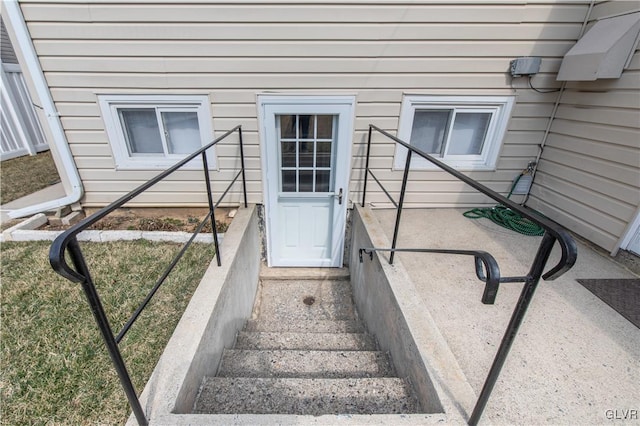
{"left": 114, "top": 157, "right": 215, "bottom": 171}
{"left": 393, "top": 166, "right": 497, "bottom": 172}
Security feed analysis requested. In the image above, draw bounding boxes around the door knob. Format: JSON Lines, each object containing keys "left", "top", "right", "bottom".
{"left": 335, "top": 188, "right": 343, "bottom": 205}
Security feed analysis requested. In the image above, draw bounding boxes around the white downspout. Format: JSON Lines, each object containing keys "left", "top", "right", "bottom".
{"left": 4, "top": 0, "right": 83, "bottom": 218}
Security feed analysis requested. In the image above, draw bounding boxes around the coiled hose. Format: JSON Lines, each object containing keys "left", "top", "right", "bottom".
{"left": 463, "top": 174, "right": 545, "bottom": 236}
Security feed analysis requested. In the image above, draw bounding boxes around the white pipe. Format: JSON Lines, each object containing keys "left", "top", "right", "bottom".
{"left": 4, "top": 0, "right": 83, "bottom": 219}
{"left": 523, "top": 0, "right": 595, "bottom": 204}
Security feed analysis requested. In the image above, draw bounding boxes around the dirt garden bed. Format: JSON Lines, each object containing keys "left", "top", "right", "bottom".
{"left": 38, "top": 207, "right": 235, "bottom": 233}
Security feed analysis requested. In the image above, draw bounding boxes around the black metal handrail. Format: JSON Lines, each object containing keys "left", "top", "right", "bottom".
{"left": 49, "top": 125, "right": 247, "bottom": 426}
{"left": 360, "top": 247, "right": 505, "bottom": 304}
{"left": 361, "top": 124, "right": 577, "bottom": 425}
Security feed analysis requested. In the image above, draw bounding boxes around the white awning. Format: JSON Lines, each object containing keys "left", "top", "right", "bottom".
{"left": 557, "top": 12, "right": 640, "bottom": 81}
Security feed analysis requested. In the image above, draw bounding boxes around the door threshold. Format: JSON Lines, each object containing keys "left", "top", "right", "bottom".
{"left": 260, "top": 264, "right": 350, "bottom": 280}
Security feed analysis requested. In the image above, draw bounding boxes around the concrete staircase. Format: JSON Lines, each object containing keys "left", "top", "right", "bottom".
{"left": 193, "top": 269, "right": 419, "bottom": 415}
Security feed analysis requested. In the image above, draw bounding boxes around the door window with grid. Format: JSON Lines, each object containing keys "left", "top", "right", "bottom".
{"left": 278, "top": 114, "right": 335, "bottom": 193}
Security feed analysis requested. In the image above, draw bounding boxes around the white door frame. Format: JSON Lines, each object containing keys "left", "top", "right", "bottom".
{"left": 258, "top": 94, "right": 355, "bottom": 267}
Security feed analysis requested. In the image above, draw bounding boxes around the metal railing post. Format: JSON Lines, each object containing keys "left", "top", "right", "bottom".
{"left": 238, "top": 127, "right": 248, "bottom": 208}
{"left": 67, "top": 238, "right": 147, "bottom": 426}
{"left": 468, "top": 232, "right": 557, "bottom": 426}
{"left": 390, "top": 150, "right": 412, "bottom": 264}
{"left": 362, "top": 125, "right": 373, "bottom": 207}
{"left": 202, "top": 152, "right": 222, "bottom": 267}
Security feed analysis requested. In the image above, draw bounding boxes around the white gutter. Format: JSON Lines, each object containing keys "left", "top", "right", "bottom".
{"left": 4, "top": 0, "right": 83, "bottom": 218}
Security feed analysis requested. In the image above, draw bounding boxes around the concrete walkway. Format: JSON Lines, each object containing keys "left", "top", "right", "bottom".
{"left": 0, "top": 182, "right": 65, "bottom": 222}
{"left": 374, "top": 208, "right": 639, "bottom": 425}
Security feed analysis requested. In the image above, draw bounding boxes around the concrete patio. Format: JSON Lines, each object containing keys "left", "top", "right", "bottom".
{"left": 373, "top": 208, "right": 639, "bottom": 425}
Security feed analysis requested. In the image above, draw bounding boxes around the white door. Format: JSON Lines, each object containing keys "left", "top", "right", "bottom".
{"left": 259, "top": 96, "right": 355, "bottom": 267}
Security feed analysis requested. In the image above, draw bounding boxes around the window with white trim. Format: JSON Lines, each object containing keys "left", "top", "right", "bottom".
{"left": 99, "top": 95, "right": 214, "bottom": 170}
{"left": 395, "top": 95, "right": 514, "bottom": 170}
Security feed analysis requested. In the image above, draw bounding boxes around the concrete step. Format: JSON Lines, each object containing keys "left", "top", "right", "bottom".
{"left": 217, "top": 349, "right": 394, "bottom": 378}
{"left": 244, "top": 319, "right": 364, "bottom": 333}
{"left": 259, "top": 266, "right": 350, "bottom": 281}
{"left": 194, "top": 377, "right": 418, "bottom": 415}
{"left": 235, "top": 331, "right": 377, "bottom": 351}
{"left": 256, "top": 279, "right": 356, "bottom": 321}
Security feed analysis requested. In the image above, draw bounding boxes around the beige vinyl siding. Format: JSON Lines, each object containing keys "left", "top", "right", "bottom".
{"left": 527, "top": 1, "right": 640, "bottom": 252}
{"left": 19, "top": 1, "right": 590, "bottom": 208}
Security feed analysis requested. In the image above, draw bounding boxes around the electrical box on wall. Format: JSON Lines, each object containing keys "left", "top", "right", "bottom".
{"left": 510, "top": 57, "right": 541, "bottom": 77}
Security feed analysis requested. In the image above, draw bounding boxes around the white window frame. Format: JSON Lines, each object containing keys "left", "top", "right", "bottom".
{"left": 99, "top": 94, "right": 215, "bottom": 170}
{"left": 394, "top": 95, "right": 515, "bottom": 171}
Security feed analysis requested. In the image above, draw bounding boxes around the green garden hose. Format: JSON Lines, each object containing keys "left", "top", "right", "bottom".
{"left": 463, "top": 174, "right": 545, "bottom": 236}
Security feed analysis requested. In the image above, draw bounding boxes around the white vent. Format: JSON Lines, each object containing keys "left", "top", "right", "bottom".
{"left": 557, "top": 12, "right": 640, "bottom": 81}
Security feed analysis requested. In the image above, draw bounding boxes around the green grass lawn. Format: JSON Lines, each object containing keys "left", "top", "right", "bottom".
{"left": 0, "top": 240, "right": 216, "bottom": 425}
{"left": 1, "top": 151, "right": 61, "bottom": 205}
